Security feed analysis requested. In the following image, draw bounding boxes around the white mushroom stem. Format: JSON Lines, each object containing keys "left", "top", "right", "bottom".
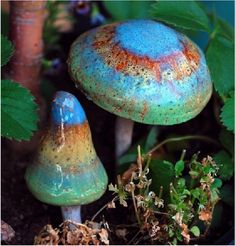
{"left": 115, "top": 116, "right": 134, "bottom": 160}
{"left": 61, "top": 205, "right": 81, "bottom": 223}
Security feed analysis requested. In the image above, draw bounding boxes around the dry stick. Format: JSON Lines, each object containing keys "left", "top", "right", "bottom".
{"left": 9, "top": 1, "right": 46, "bottom": 103}
{"left": 146, "top": 135, "right": 219, "bottom": 158}
{"left": 91, "top": 196, "right": 118, "bottom": 222}
{"left": 127, "top": 230, "right": 142, "bottom": 245}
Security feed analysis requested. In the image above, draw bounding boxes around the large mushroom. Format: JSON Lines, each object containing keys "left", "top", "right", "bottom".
{"left": 68, "top": 19, "right": 212, "bottom": 158}
{"left": 25, "top": 91, "right": 108, "bottom": 223}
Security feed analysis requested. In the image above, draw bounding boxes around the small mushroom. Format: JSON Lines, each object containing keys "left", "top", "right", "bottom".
{"left": 25, "top": 91, "right": 108, "bottom": 223}
{"left": 68, "top": 19, "right": 212, "bottom": 158}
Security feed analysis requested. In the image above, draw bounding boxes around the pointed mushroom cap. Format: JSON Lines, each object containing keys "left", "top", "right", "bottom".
{"left": 25, "top": 91, "right": 108, "bottom": 206}
{"left": 68, "top": 19, "right": 212, "bottom": 125}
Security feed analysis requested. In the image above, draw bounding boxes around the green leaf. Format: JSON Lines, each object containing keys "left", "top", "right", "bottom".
{"left": 216, "top": 17, "right": 234, "bottom": 41}
{"left": 1, "top": 80, "right": 39, "bottom": 141}
{"left": 211, "top": 178, "right": 222, "bottom": 189}
{"left": 206, "top": 35, "right": 234, "bottom": 97}
{"left": 150, "top": 0, "right": 210, "bottom": 32}
{"left": 144, "top": 126, "right": 158, "bottom": 152}
{"left": 211, "top": 189, "right": 220, "bottom": 204}
{"left": 220, "top": 93, "right": 234, "bottom": 132}
{"left": 191, "top": 188, "right": 201, "bottom": 199}
{"left": 213, "top": 150, "right": 234, "bottom": 181}
{"left": 190, "top": 226, "right": 200, "bottom": 237}
{"left": 118, "top": 153, "right": 137, "bottom": 165}
{"left": 175, "top": 160, "right": 185, "bottom": 177}
{"left": 189, "top": 170, "right": 199, "bottom": 178}
{"left": 1, "top": 35, "right": 14, "bottom": 66}
{"left": 103, "top": 1, "right": 152, "bottom": 21}
{"left": 149, "top": 159, "right": 174, "bottom": 199}
{"left": 219, "top": 128, "right": 234, "bottom": 156}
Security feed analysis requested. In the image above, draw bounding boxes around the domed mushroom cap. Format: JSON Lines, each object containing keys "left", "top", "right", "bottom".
{"left": 68, "top": 19, "right": 212, "bottom": 125}
{"left": 25, "top": 91, "right": 108, "bottom": 206}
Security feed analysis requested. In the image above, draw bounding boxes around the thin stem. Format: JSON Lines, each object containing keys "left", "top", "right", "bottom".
{"left": 91, "top": 196, "right": 118, "bottom": 222}
{"left": 130, "top": 172, "right": 141, "bottom": 226}
{"left": 111, "top": 223, "right": 139, "bottom": 228}
{"left": 180, "top": 149, "right": 186, "bottom": 161}
{"left": 137, "top": 145, "right": 142, "bottom": 173}
{"left": 153, "top": 210, "right": 170, "bottom": 216}
{"left": 127, "top": 230, "right": 141, "bottom": 245}
{"left": 146, "top": 135, "right": 219, "bottom": 158}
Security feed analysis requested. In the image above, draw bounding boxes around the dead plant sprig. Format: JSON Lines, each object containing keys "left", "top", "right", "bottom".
{"left": 108, "top": 147, "right": 221, "bottom": 245}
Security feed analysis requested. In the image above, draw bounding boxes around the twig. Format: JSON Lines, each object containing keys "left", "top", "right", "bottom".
{"left": 146, "top": 135, "right": 219, "bottom": 158}
{"left": 130, "top": 172, "right": 141, "bottom": 226}
{"left": 153, "top": 210, "right": 171, "bottom": 216}
{"left": 91, "top": 196, "right": 118, "bottom": 222}
{"left": 127, "top": 230, "right": 141, "bottom": 245}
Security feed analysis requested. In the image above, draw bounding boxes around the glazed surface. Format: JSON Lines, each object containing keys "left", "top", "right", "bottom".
{"left": 69, "top": 20, "right": 212, "bottom": 125}
{"left": 25, "top": 91, "right": 108, "bottom": 206}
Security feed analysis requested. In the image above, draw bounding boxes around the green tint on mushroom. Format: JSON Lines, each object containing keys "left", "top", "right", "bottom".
{"left": 68, "top": 20, "right": 212, "bottom": 157}
{"left": 25, "top": 91, "right": 108, "bottom": 223}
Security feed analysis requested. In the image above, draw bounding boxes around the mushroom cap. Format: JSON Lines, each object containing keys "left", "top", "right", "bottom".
{"left": 25, "top": 91, "right": 108, "bottom": 206}
{"left": 68, "top": 19, "right": 212, "bottom": 125}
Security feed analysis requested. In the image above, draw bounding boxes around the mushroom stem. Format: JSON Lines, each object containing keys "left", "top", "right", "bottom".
{"left": 61, "top": 205, "right": 81, "bottom": 223}
{"left": 115, "top": 116, "right": 134, "bottom": 160}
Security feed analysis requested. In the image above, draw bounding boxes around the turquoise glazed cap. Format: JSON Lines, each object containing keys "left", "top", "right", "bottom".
{"left": 25, "top": 91, "right": 108, "bottom": 206}
{"left": 68, "top": 19, "right": 212, "bottom": 125}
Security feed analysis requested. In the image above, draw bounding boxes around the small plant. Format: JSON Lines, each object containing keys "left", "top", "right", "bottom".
{"left": 107, "top": 147, "right": 220, "bottom": 244}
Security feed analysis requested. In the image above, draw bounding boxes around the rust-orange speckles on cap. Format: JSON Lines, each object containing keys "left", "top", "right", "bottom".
{"left": 25, "top": 91, "right": 108, "bottom": 206}
{"left": 68, "top": 19, "right": 212, "bottom": 125}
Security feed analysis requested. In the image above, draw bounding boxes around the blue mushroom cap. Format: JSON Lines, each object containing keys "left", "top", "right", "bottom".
{"left": 51, "top": 91, "right": 86, "bottom": 125}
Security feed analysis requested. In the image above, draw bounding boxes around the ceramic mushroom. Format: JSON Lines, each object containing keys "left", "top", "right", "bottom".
{"left": 25, "top": 91, "right": 108, "bottom": 223}
{"left": 68, "top": 19, "right": 212, "bottom": 158}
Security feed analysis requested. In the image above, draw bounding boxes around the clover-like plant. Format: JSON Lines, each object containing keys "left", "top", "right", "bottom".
{"left": 100, "top": 146, "right": 221, "bottom": 245}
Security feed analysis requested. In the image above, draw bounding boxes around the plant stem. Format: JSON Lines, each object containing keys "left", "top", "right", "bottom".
{"left": 91, "top": 196, "right": 118, "bottom": 222}
{"left": 131, "top": 172, "right": 141, "bottom": 226}
{"left": 180, "top": 149, "right": 186, "bottom": 161}
{"left": 127, "top": 230, "right": 141, "bottom": 245}
{"left": 146, "top": 135, "right": 219, "bottom": 158}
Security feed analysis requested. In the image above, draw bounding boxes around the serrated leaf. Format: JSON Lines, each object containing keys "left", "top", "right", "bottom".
{"left": 219, "top": 128, "right": 234, "bottom": 156}
{"left": 206, "top": 35, "right": 234, "bottom": 97}
{"left": 150, "top": 0, "right": 210, "bottom": 32}
{"left": 190, "top": 226, "right": 200, "bottom": 237}
{"left": 1, "top": 35, "right": 14, "bottom": 66}
{"left": 1, "top": 80, "right": 39, "bottom": 141}
{"left": 175, "top": 160, "right": 185, "bottom": 177}
{"left": 220, "top": 93, "right": 234, "bottom": 132}
{"left": 144, "top": 126, "right": 158, "bottom": 152}
{"left": 213, "top": 150, "right": 234, "bottom": 181}
{"left": 103, "top": 1, "right": 152, "bottom": 21}
{"left": 149, "top": 159, "right": 174, "bottom": 199}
